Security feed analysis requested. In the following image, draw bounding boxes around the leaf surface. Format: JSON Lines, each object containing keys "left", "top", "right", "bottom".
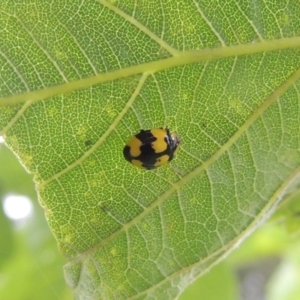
{"left": 1, "top": 1, "right": 300, "bottom": 299}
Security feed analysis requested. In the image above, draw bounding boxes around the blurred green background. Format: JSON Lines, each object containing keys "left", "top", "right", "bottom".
{"left": 1, "top": 139, "right": 299, "bottom": 300}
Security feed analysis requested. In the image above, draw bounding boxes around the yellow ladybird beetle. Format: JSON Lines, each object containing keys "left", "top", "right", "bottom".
{"left": 123, "top": 128, "right": 180, "bottom": 170}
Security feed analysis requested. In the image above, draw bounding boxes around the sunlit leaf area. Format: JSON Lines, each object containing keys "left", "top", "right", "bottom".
{"left": 1, "top": 1, "right": 300, "bottom": 299}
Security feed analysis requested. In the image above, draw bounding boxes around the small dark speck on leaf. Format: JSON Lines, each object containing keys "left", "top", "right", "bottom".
{"left": 85, "top": 140, "right": 92, "bottom": 146}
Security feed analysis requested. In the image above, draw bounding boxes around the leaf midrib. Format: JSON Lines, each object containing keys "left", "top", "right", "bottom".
{"left": 1, "top": 37, "right": 300, "bottom": 110}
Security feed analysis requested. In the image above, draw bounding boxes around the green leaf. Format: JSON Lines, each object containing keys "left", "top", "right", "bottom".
{"left": 1, "top": 1, "right": 300, "bottom": 299}
{"left": 179, "top": 262, "right": 238, "bottom": 300}
{"left": 273, "top": 192, "right": 300, "bottom": 234}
